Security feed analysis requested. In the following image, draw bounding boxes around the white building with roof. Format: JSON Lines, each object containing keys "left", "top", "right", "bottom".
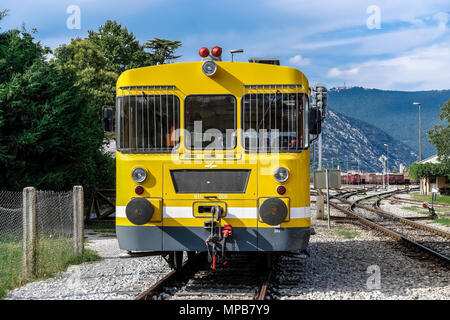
{"left": 417, "top": 155, "right": 449, "bottom": 195}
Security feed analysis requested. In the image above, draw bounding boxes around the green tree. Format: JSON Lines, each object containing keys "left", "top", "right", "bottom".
{"left": 87, "top": 20, "right": 150, "bottom": 74}
{"left": 427, "top": 99, "right": 450, "bottom": 166}
{"left": 408, "top": 162, "right": 445, "bottom": 179}
{"left": 53, "top": 38, "right": 118, "bottom": 112}
{"left": 144, "top": 38, "right": 182, "bottom": 65}
{"left": 0, "top": 21, "right": 114, "bottom": 190}
{"left": 0, "top": 9, "right": 8, "bottom": 27}
{"left": 409, "top": 99, "right": 450, "bottom": 179}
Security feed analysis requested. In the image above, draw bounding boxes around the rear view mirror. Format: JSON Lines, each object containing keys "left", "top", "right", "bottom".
{"left": 102, "top": 106, "right": 114, "bottom": 132}
{"left": 309, "top": 108, "right": 322, "bottom": 135}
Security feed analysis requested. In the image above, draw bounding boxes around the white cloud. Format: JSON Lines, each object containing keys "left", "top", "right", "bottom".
{"left": 294, "top": 10, "right": 449, "bottom": 56}
{"left": 288, "top": 54, "right": 311, "bottom": 66}
{"left": 327, "top": 67, "right": 359, "bottom": 78}
{"left": 326, "top": 42, "right": 450, "bottom": 90}
{"left": 262, "top": 0, "right": 450, "bottom": 33}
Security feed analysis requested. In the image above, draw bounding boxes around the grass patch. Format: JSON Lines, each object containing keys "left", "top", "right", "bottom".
{"left": 35, "top": 237, "right": 101, "bottom": 278}
{"left": 401, "top": 206, "right": 429, "bottom": 214}
{"left": 0, "top": 240, "right": 23, "bottom": 299}
{"left": 85, "top": 221, "right": 116, "bottom": 237}
{"left": 335, "top": 227, "right": 359, "bottom": 239}
{"left": 410, "top": 192, "right": 450, "bottom": 205}
{"left": 0, "top": 236, "right": 101, "bottom": 300}
{"left": 432, "top": 217, "right": 450, "bottom": 227}
{"left": 402, "top": 206, "right": 449, "bottom": 215}
{"left": 401, "top": 206, "right": 450, "bottom": 226}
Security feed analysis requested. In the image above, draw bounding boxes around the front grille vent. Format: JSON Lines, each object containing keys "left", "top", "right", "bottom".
{"left": 170, "top": 169, "right": 251, "bottom": 193}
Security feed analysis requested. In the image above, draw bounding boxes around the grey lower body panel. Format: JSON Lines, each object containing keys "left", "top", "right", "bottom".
{"left": 116, "top": 225, "right": 310, "bottom": 252}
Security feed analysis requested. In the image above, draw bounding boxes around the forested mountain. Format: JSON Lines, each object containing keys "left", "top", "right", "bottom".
{"left": 311, "top": 109, "right": 417, "bottom": 173}
{"left": 327, "top": 87, "right": 450, "bottom": 158}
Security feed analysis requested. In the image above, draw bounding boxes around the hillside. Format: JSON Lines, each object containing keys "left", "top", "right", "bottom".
{"left": 327, "top": 87, "right": 450, "bottom": 158}
{"left": 311, "top": 109, "right": 417, "bottom": 173}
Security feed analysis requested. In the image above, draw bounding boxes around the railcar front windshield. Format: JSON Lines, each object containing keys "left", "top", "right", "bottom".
{"left": 242, "top": 90, "right": 308, "bottom": 152}
{"left": 184, "top": 95, "right": 237, "bottom": 150}
{"left": 116, "top": 88, "right": 180, "bottom": 152}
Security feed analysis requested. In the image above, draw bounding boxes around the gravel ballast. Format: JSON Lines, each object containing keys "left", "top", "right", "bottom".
{"left": 5, "top": 195, "right": 450, "bottom": 300}
{"left": 5, "top": 231, "right": 171, "bottom": 300}
{"left": 272, "top": 217, "right": 449, "bottom": 300}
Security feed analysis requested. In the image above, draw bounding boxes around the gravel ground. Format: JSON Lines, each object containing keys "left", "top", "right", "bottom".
{"left": 4, "top": 191, "right": 449, "bottom": 300}
{"left": 379, "top": 201, "right": 450, "bottom": 233}
{"left": 4, "top": 230, "right": 171, "bottom": 300}
{"left": 379, "top": 194, "right": 450, "bottom": 234}
{"left": 272, "top": 207, "right": 449, "bottom": 300}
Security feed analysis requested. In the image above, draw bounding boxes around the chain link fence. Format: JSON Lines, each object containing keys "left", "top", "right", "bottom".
{"left": 35, "top": 190, "right": 75, "bottom": 277}
{"left": 0, "top": 187, "right": 84, "bottom": 296}
{"left": 0, "top": 191, "right": 23, "bottom": 291}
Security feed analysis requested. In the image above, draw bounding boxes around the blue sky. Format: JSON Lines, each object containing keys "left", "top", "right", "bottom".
{"left": 1, "top": 0, "right": 450, "bottom": 91}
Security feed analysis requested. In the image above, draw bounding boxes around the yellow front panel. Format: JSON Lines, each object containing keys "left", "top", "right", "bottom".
{"left": 162, "top": 199, "right": 258, "bottom": 228}
{"left": 253, "top": 152, "right": 310, "bottom": 208}
{"left": 116, "top": 61, "right": 311, "bottom": 230}
{"left": 162, "top": 162, "right": 257, "bottom": 200}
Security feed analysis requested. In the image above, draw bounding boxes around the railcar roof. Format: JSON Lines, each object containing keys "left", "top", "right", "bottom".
{"left": 116, "top": 62, "right": 309, "bottom": 96}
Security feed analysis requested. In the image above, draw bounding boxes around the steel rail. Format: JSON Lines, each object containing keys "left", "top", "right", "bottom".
{"left": 135, "top": 253, "right": 204, "bottom": 300}
{"left": 392, "top": 196, "right": 450, "bottom": 208}
{"left": 372, "top": 201, "right": 450, "bottom": 239}
{"left": 135, "top": 268, "right": 178, "bottom": 300}
{"left": 255, "top": 267, "right": 273, "bottom": 300}
{"left": 338, "top": 196, "right": 449, "bottom": 239}
{"left": 330, "top": 191, "right": 450, "bottom": 267}
{"left": 344, "top": 189, "right": 450, "bottom": 239}
{"left": 135, "top": 253, "right": 275, "bottom": 300}
{"left": 329, "top": 201, "right": 450, "bottom": 266}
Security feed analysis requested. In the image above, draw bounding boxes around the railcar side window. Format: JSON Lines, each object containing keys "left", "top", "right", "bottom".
{"left": 117, "top": 87, "right": 180, "bottom": 152}
{"left": 184, "top": 95, "right": 237, "bottom": 150}
{"left": 242, "top": 85, "right": 305, "bottom": 152}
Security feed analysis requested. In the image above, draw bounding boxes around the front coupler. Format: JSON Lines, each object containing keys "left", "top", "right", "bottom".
{"left": 203, "top": 206, "right": 232, "bottom": 269}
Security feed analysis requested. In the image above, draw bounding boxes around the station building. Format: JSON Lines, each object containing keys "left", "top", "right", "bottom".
{"left": 417, "top": 155, "right": 450, "bottom": 195}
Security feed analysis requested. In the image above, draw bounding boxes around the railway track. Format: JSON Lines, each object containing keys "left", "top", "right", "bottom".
{"left": 134, "top": 186, "right": 371, "bottom": 301}
{"left": 136, "top": 252, "right": 273, "bottom": 300}
{"left": 330, "top": 189, "right": 450, "bottom": 267}
{"left": 135, "top": 186, "right": 447, "bottom": 300}
{"left": 391, "top": 196, "right": 450, "bottom": 208}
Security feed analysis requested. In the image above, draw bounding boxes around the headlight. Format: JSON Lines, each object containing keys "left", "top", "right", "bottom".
{"left": 202, "top": 60, "right": 217, "bottom": 76}
{"left": 274, "top": 167, "right": 289, "bottom": 183}
{"left": 132, "top": 167, "right": 147, "bottom": 183}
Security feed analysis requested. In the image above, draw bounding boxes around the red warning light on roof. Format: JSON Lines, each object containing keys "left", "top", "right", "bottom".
{"left": 199, "top": 47, "right": 210, "bottom": 58}
{"left": 211, "top": 46, "right": 222, "bottom": 57}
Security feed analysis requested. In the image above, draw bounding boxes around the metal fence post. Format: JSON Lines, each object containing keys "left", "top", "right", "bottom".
{"left": 73, "top": 186, "right": 84, "bottom": 254}
{"left": 326, "top": 169, "right": 331, "bottom": 229}
{"left": 22, "top": 187, "right": 37, "bottom": 279}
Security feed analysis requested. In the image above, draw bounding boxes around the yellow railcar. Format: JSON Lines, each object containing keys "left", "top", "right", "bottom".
{"left": 113, "top": 47, "right": 322, "bottom": 269}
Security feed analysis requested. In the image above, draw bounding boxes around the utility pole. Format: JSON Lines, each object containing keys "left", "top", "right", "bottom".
{"left": 379, "top": 155, "right": 386, "bottom": 190}
{"left": 326, "top": 169, "right": 330, "bottom": 229}
{"left": 315, "top": 84, "right": 327, "bottom": 171}
{"left": 318, "top": 134, "right": 322, "bottom": 170}
{"left": 384, "top": 144, "right": 389, "bottom": 188}
{"left": 313, "top": 84, "right": 327, "bottom": 221}
{"left": 413, "top": 102, "right": 422, "bottom": 161}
